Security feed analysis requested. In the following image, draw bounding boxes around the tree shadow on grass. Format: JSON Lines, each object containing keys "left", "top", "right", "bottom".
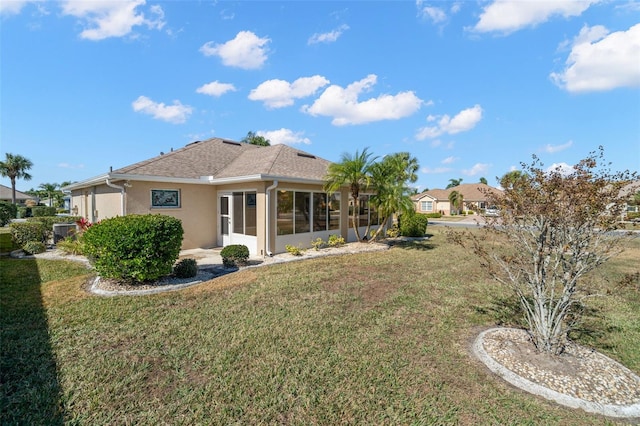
{"left": 0, "top": 258, "right": 65, "bottom": 425}
{"left": 386, "top": 235, "right": 437, "bottom": 251}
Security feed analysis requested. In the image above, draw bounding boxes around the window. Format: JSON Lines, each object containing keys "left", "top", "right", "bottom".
{"left": 277, "top": 190, "right": 294, "bottom": 235}
{"left": 277, "top": 190, "right": 340, "bottom": 235}
{"left": 313, "top": 193, "right": 327, "bottom": 232}
{"left": 420, "top": 200, "right": 433, "bottom": 212}
{"left": 232, "top": 191, "right": 257, "bottom": 236}
{"left": 151, "top": 189, "right": 180, "bottom": 208}
{"left": 294, "top": 192, "right": 311, "bottom": 233}
{"left": 328, "top": 193, "right": 340, "bottom": 230}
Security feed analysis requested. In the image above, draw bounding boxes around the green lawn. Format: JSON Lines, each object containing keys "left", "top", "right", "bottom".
{"left": 1, "top": 228, "right": 638, "bottom": 425}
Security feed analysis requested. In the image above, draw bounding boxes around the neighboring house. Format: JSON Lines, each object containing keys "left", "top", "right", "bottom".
{"left": 64, "top": 137, "right": 379, "bottom": 255}
{"left": 0, "top": 184, "right": 36, "bottom": 205}
{"left": 412, "top": 183, "right": 501, "bottom": 215}
{"left": 621, "top": 180, "right": 640, "bottom": 217}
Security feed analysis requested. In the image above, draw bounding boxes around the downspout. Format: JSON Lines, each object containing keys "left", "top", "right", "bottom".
{"left": 265, "top": 180, "right": 278, "bottom": 256}
{"left": 105, "top": 179, "right": 126, "bottom": 216}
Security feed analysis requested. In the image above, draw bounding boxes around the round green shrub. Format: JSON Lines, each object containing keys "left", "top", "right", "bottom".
{"left": 22, "top": 241, "right": 46, "bottom": 255}
{"left": 82, "top": 214, "right": 184, "bottom": 283}
{"left": 220, "top": 244, "right": 249, "bottom": 268}
{"left": 174, "top": 258, "right": 198, "bottom": 278}
{"left": 399, "top": 211, "right": 429, "bottom": 237}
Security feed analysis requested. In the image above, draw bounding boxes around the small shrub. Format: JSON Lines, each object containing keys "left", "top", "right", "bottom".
{"left": 399, "top": 212, "right": 429, "bottom": 237}
{"left": 10, "top": 222, "right": 46, "bottom": 247}
{"left": 82, "top": 214, "right": 183, "bottom": 283}
{"left": 220, "top": 244, "right": 249, "bottom": 268}
{"left": 31, "top": 206, "right": 57, "bottom": 217}
{"left": 57, "top": 237, "right": 85, "bottom": 255}
{"left": 285, "top": 244, "right": 304, "bottom": 256}
{"left": 327, "top": 234, "right": 345, "bottom": 247}
{"left": 385, "top": 226, "right": 400, "bottom": 238}
{"left": 425, "top": 212, "right": 442, "bottom": 219}
{"left": 311, "top": 238, "right": 325, "bottom": 251}
{"left": 174, "top": 258, "right": 198, "bottom": 278}
{"left": 22, "top": 241, "right": 46, "bottom": 255}
{"left": 0, "top": 201, "right": 17, "bottom": 226}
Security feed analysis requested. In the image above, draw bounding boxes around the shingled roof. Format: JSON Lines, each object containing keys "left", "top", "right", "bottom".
{"left": 412, "top": 183, "right": 500, "bottom": 202}
{"left": 65, "top": 138, "right": 332, "bottom": 189}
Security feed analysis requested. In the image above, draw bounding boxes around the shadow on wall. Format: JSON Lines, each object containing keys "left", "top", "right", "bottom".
{"left": 0, "top": 259, "right": 65, "bottom": 425}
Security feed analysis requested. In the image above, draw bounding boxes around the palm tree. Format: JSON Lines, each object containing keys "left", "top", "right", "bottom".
{"left": 449, "top": 190, "right": 464, "bottom": 215}
{"left": 479, "top": 177, "right": 488, "bottom": 185}
{"left": 446, "top": 178, "right": 463, "bottom": 189}
{"left": 0, "top": 153, "right": 33, "bottom": 204}
{"left": 38, "top": 182, "right": 60, "bottom": 207}
{"left": 368, "top": 152, "right": 420, "bottom": 240}
{"left": 323, "top": 148, "right": 376, "bottom": 242}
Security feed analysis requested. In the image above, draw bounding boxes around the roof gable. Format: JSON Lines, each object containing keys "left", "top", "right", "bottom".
{"left": 418, "top": 183, "right": 500, "bottom": 201}
{"left": 0, "top": 184, "right": 35, "bottom": 200}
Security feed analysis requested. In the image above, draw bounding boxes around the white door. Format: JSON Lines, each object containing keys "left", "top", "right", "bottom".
{"left": 219, "top": 195, "right": 231, "bottom": 247}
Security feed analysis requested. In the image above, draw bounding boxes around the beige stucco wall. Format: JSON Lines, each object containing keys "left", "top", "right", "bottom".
{"left": 125, "top": 181, "right": 217, "bottom": 249}
{"left": 69, "top": 186, "right": 121, "bottom": 223}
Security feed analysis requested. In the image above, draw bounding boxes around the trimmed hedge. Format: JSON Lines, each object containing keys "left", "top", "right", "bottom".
{"left": 32, "top": 206, "right": 58, "bottom": 217}
{"left": 399, "top": 212, "right": 429, "bottom": 237}
{"left": 220, "top": 244, "right": 249, "bottom": 268}
{"left": 0, "top": 202, "right": 17, "bottom": 226}
{"left": 82, "top": 214, "right": 184, "bottom": 283}
{"left": 10, "top": 222, "right": 46, "bottom": 247}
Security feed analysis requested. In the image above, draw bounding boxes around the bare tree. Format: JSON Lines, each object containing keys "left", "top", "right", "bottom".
{"left": 452, "top": 147, "right": 635, "bottom": 355}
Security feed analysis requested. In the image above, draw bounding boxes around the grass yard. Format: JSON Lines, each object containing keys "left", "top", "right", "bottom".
{"left": 1, "top": 228, "right": 638, "bottom": 425}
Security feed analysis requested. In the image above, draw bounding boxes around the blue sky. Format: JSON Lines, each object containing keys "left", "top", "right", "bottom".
{"left": 1, "top": 0, "right": 639, "bottom": 193}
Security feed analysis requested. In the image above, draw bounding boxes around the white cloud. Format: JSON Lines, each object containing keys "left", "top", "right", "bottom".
{"left": 546, "top": 162, "right": 575, "bottom": 176}
{"left": 543, "top": 140, "right": 573, "bottom": 153}
{"left": 441, "top": 156, "right": 459, "bottom": 164}
{"left": 257, "top": 129, "right": 311, "bottom": 145}
{"left": 472, "top": 0, "right": 598, "bottom": 34}
{"left": 416, "top": 104, "right": 483, "bottom": 140}
{"left": 417, "top": 2, "right": 446, "bottom": 24}
{"left": 301, "top": 74, "right": 423, "bottom": 125}
{"left": 249, "top": 75, "right": 330, "bottom": 108}
{"left": 200, "top": 31, "right": 270, "bottom": 70}
{"left": 196, "top": 81, "right": 236, "bottom": 97}
{"left": 0, "top": 0, "right": 32, "bottom": 15}
{"left": 60, "top": 0, "right": 165, "bottom": 40}
{"left": 421, "top": 166, "right": 452, "bottom": 174}
{"left": 132, "top": 95, "right": 192, "bottom": 124}
{"left": 550, "top": 24, "right": 640, "bottom": 93}
{"left": 308, "top": 24, "right": 349, "bottom": 44}
{"left": 463, "top": 163, "right": 491, "bottom": 176}
{"left": 58, "top": 162, "right": 85, "bottom": 169}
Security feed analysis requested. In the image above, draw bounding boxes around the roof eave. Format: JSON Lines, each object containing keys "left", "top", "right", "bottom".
{"left": 205, "top": 174, "right": 326, "bottom": 186}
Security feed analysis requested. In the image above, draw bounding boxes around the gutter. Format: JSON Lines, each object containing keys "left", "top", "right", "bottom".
{"left": 265, "top": 180, "right": 278, "bottom": 256}
{"left": 105, "top": 179, "right": 126, "bottom": 216}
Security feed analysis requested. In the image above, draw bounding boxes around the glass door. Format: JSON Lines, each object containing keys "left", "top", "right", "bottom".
{"left": 219, "top": 195, "right": 231, "bottom": 247}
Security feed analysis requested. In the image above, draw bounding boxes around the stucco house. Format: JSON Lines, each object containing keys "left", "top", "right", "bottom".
{"left": 64, "top": 137, "right": 381, "bottom": 255}
{"left": 412, "top": 183, "right": 501, "bottom": 215}
{"left": 0, "top": 184, "right": 36, "bottom": 205}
